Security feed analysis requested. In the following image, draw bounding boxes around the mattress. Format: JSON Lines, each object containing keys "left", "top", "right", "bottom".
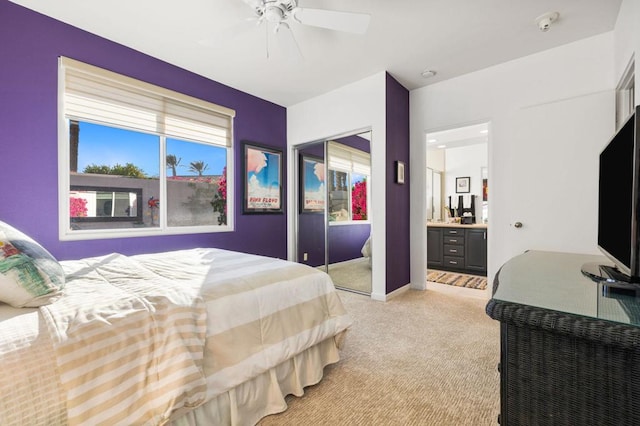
{"left": 0, "top": 248, "right": 352, "bottom": 425}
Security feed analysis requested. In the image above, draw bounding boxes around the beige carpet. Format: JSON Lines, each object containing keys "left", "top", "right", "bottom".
{"left": 258, "top": 288, "right": 500, "bottom": 426}
{"left": 427, "top": 269, "right": 488, "bottom": 290}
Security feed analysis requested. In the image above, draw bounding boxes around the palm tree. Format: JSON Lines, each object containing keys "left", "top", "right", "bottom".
{"left": 189, "top": 160, "right": 209, "bottom": 176}
{"left": 166, "top": 154, "right": 182, "bottom": 177}
{"left": 70, "top": 120, "right": 80, "bottom": 172}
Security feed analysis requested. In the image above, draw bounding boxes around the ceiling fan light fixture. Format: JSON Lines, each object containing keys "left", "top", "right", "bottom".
{"left": 265, "top": 5, "right": 285, "bottom": 23}
{"left": 239, "top": 0, "right": 371, "bottom": 60}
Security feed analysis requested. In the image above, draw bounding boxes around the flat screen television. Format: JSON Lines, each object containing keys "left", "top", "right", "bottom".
{"left": 587, "top": 105, "right": 640, "bottom": 283}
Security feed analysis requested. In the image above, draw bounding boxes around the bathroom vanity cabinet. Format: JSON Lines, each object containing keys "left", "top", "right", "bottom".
{"left": 427, "top": 224, "right": 487, "bottom": 276}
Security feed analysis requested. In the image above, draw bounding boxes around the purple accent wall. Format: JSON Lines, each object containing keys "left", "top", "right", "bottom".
{"left": 385, "top": 73, "right": 410, "bottom": 293}
{"left": 0, "top": 2, "right": 287, "bottom": 260}
{"left": 332, "top": 134, "right": 370, "bottom": 153}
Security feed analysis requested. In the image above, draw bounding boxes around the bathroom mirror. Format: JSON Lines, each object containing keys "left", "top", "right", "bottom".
{"left": 426, "top": 167, "right": 442, "bottom": 221}
{"left": 481, "top": 166, "right": 488, "bottom": 223}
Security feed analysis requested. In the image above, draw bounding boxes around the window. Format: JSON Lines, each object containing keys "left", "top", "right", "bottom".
{"left": 327, "top": 141, "right": 370, "bottom": 224}
{"left": 58, "top": 57, "right": 235, "bottom": 240}
{"left": 616, "top": 57, "right": 635, "bottom": 130}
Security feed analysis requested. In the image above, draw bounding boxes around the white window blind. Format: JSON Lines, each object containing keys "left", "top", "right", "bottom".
{"left": 327, "top": 141, "right": 371, "bottom": 175}
{"left": 60, "top": 57, "right": 235, "bottom": 146}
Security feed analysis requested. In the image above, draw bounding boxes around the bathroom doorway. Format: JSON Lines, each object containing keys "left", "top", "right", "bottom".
{"left": 426, "top": 122, "right": 490, "bottom": 295}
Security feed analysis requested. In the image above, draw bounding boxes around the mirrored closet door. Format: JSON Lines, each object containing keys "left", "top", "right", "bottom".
{"left": 295, "top": 131, "right": 372, "bottom": 295}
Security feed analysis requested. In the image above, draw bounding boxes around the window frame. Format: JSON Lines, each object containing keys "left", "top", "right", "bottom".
{"left": 327, "top": 169, "right": 371, "bottom": 226}
{"left": 58, "top": 57, "right": 235, "bottom": 241}
{"left": 616, "top": 56, "right": 635, "bottom": 130}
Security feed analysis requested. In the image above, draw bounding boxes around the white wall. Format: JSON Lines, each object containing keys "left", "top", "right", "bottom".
{"left": 410, "top": 32, "right": 616, "bottom": 292}
{"left": 287, "top": 71, "right": 389, "bottom": 300}
{"left": 443, "top": 143, "right": 487, "bottom": 212}
{"left": 426, "top": 148, "right": 445, "bottom": 172}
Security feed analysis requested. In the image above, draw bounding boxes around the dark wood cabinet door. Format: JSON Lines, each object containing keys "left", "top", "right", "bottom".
{"left": 427, "top": 227, "right": 443, "bottom": 267}
{"left": 464, "top": 229, "right": 487, "bottom": 273}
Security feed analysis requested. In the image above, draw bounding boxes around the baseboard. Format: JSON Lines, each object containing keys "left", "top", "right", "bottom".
{"left": 370, "top": 282, "right": 411, "bottom": 302}
{"left": 410, "top": 281, "right": 427, "bottom": 291}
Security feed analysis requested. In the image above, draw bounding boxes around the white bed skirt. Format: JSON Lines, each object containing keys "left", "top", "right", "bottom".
{"left": 171, "top": 333, "right": 345, "bottom": 426}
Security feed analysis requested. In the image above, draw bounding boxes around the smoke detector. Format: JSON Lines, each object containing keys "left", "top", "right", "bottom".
{"left": 535, "top": 12, "right": 559, "bottom": 32}
{"left": 421, "top": 69, "right": 437, "bottom": 79}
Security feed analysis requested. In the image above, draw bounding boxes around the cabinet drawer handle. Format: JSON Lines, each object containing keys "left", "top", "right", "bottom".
{"left": 449, "top": 261, "right": 458, "bottom": 265}
{"left": 450, "top": 231, "right": 458, "bottom": 234}
{"left": 450, "top": 249, "right": 457, "bottom": 253}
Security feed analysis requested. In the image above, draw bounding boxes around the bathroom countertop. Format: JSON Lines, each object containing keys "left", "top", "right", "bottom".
{"left": 426, "top": 222, "right": 488, "bottom": 229}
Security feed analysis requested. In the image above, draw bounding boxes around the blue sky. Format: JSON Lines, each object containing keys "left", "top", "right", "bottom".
{"left": 248, "top": 151, "right": 281, "bottom": 187}
{"left": 77, "top": 121, "right": 226, "bottom": 177}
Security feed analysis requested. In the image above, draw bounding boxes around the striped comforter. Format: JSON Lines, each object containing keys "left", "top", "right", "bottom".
{"left": 0, "top": 248, "right": 351, "bottom": 425}
{"left": 41, "top": 253, "right": 208, "bottom": 425}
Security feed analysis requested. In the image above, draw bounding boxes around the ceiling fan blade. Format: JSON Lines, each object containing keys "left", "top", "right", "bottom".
{"left": 293, "top": 7, "right": 370, "bottom": 34}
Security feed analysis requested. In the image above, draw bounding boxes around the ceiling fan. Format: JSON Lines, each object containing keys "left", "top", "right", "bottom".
{"left": 237, "top": 0, "right": 371, "bottom": 58}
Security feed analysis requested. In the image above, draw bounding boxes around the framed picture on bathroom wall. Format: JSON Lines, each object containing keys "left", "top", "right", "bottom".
{"left": 456, "top": 176, "right": 470, "bottom": 193}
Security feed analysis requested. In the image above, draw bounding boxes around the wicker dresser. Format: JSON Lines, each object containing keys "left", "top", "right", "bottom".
{"left": 486, "top": 250, "right": 640, "bottom": 426}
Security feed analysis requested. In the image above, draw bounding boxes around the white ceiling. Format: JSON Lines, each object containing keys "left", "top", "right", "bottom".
{"left": 427, "top": 122, "right": 488, "bottom": 151}
{"left": 10, "top": 0, "right": 622, "bottom": 107}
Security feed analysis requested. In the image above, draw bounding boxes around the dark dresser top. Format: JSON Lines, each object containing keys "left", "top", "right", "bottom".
{"left": 487, "top": 251, "right": 640, "bottom": 342}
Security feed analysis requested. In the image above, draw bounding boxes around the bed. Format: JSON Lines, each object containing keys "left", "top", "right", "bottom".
{"left": 0, "top": 221, "right": 352, "bottom": 425}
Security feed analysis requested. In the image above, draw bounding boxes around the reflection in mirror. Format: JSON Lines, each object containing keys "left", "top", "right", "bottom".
{"left": 326, "top": 132, "right": 372, "bottom": 295}
{"left": 295, "top": 131, "right": 372, "bottom": 295}
{"left": 426, "top": 167, "right": 442, "bottom": 221}
{"left": 327, "top": 141, "right": 370, "bottom": 223}
{"left": 297, "top": 142, "right": 327, "bottom": 272}
{"left": 481, "top": 166, "right": 488, "bottom": 223}
{"left": 70, "top": 185, "right": 143, "bottom": 222}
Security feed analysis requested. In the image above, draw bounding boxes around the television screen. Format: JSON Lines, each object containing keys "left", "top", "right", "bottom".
{"left": 597, "top": 110, "right": 637, "bottom": 276}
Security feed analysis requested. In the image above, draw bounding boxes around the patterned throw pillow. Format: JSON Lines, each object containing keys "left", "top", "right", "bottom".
{"left": 0, "top": 221, "right": 65, "bottom": 307}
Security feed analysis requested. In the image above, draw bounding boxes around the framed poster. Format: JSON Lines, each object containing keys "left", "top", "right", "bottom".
{"left": 456, "top": 176, "right": 470, "bottom": 193}
{"left": 300, "top": 154, "right": 325, "bottom": 213}
{"left": 242, "top": 141, "right": 283, "bottom": 214}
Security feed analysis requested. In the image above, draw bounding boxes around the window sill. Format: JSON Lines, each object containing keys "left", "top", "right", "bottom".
{"left": 59, "top": 224, "right": 234, "bottom": 241}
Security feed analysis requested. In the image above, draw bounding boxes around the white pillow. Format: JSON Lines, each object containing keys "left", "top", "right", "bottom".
{"left": 0, "top": 221, "right": 65, "bottom": 307}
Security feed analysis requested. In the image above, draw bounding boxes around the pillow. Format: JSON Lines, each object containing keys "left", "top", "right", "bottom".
{"left": 0, "top": 221, "right": 65, "bottom": 307}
